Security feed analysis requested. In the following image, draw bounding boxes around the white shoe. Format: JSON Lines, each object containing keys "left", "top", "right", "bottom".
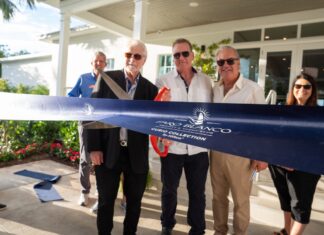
{"left": 78, "top": 193, "right": 89, "bottom": 206}
{"left": 90, "top": 201, "right": 98, "bottom": 214}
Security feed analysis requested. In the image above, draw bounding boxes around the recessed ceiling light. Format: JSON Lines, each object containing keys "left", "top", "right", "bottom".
{"left": 189, "top": 2, "right": 199, "bottom": 7}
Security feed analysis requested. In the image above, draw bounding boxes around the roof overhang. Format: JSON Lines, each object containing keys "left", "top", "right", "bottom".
{"left": 39, "top": 0, "right": 324, "bottom": 41}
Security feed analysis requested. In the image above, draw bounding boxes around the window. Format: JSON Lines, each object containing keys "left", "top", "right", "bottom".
{"left": 234, "top": 29, "right": 261, "bottom": 43}
{"left": 264, "top": 25, "right": 297, "bottom": 41}
{"left": 158, "top": 54, "right": 174, "bottom": 76}
{"left": 301, "top": 22, "right": 324, "bottom": 38}
{"left": 237, "top": 48, "right": 260, "bottom": 82}
{"left": 106, "top": 58, "right": 115, "bottom": 70}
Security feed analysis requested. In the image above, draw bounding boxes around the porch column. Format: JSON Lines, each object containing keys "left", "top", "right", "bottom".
{"left": 132, "top": 0, "right": 149, "bottom": 40}
{"left": 56, "top": 11, "right": 71, "bottom": 96}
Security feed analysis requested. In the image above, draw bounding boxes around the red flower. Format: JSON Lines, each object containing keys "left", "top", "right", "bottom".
{"left": 69, "top": 155, "right": 77, "bottom": 162}
{"left": 50, "top": 143, "right": 62, "bottom": 151}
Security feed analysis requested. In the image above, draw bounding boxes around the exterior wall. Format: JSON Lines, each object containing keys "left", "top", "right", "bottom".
{"left": 62, "top": 31, "right": 171, "bottom": 94}
{"left": 2, "top": 8, "right": 324, "bottom": 96}
{"left": 1, "top": 55, "right": 56, "bottom": 94}
{"left": 1, "top": 32, "right": 172, "bottom": 95}
{"left": 146, "top": 9, "right": 324, "bottom": 95}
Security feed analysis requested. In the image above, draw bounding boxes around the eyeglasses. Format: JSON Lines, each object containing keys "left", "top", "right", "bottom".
{"left": 216, "top": 58, "right": 239, "bottom": 66}
{"left": 294, "top": 84, "right": 312, "bottom": 90}
{"left": 125, "top": 52, "right": 143, "bottom": 60}
{"left": 173, "top": 51, "right": 190, "bottom": 59}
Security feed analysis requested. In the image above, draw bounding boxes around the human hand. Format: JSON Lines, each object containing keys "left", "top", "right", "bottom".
{"left": 282, "top": 166, "right": 294, "bottom": 171}
{"left": 250, "top": 160, "right": 268, "bottom": 172}
{"left": 90, "top": 151, "right": 104, "bottom": 165}
{"left": 161, "top": 138, "right": 173, "bottom": 147}
{"left": 157, "top": 87, "right": 171, "bottom": 102}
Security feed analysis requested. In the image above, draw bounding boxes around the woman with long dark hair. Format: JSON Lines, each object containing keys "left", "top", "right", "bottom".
{"left": 270, "top": 73, "right": 321, "bottom": 235}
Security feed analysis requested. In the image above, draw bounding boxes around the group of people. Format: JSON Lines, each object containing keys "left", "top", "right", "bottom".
{"left": 68, "top": 38, "right": 320, "bottom": 235}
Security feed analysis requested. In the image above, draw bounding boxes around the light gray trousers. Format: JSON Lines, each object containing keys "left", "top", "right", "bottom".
{"left": 78, "top": 124, "right": 91, "bottom": 194}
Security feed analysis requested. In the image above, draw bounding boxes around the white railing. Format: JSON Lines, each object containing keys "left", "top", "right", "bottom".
{"left": 265, "top": 89, "right": 277, "bottom": 105}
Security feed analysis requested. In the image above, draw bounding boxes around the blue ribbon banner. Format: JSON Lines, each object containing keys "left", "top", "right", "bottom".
{"left": 0, "top": 92, "right": 323, "bottom": 175}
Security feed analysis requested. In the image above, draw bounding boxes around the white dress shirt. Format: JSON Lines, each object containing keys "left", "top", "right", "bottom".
{"left": 213, "top": 74, "right": 265, "bottom": 104}
{"left": 156, "top": 69, "right": 213, "bottom": 155}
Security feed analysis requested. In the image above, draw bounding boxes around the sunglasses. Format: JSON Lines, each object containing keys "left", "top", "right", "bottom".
{"left": 125, "top": 52, "right": 143, "bottom": 60}
{"left": 294, "top": 84, "right": 312, "bottom": 90}
{"left": 216, "top": 58, "right": 239, "bottom": 66}
{"left": 173, "top": 51, "right": 190, "bottom": 59}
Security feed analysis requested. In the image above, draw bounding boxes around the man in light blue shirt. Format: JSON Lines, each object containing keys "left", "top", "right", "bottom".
{"left": 68, "top": 51, "right": 107, "bottom": 213}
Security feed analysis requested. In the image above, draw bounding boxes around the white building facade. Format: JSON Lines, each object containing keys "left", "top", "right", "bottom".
{"left": 1, "top": 6, "right": 324, "bottom": 104}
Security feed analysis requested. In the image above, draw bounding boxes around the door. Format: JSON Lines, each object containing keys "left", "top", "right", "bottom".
{"left": 259, "top": 46, "right": 297, "bottom": 104}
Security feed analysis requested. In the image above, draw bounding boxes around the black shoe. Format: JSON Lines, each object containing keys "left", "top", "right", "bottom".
{"left": 0, "top": 203, "right": 7, "bottom": 211}
{"left": 161, "top": 227, "right": 172, "bottom": 235}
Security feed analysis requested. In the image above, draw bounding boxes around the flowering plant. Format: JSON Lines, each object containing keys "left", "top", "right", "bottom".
{"left": 48, "top": 142, "right": 80, "bottom": 165}
{"left": 14, "top": 143, "right": 39, "bottom": 160}
{"left": 15, "top": 148, "right": 27, "bottom": 160}
{"left": 64, "top": 148, "right": 80, "bottom": 163}
{"left": 50, "top": 142, "right": 65, "bottom": 159}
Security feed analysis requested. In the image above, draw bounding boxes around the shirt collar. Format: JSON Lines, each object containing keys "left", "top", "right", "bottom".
{"left": 219, "top": 73, "right": 243, "bottom": 89}
{"left": 91, "top": 71, "right": 97, "bottom": 78}
{"left": 176, "top": 67, "right": 197, "bottom": 77}
{"left": 123, "top": 70, "right": 140, "bottom": 83}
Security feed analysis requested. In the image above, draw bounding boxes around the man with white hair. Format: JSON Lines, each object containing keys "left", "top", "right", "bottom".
{"left": 86, "top": 39, "right": 158, "bottom": 235}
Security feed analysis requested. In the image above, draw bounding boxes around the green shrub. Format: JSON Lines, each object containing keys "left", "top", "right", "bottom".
{"left": 0, "top": 80, "right": 79, "bottom": 163}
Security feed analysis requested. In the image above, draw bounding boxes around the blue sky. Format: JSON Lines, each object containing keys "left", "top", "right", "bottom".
{"left": 0, "top": 1, "right": 84, "bottom": 54}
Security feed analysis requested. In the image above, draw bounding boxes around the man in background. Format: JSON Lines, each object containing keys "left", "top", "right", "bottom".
{"left": 68, "top": 51, "right": 107, "bottom": 213}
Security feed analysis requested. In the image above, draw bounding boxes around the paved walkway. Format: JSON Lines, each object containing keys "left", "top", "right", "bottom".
{"left": 0, "top": 160, "right": 322, "bottom": 234}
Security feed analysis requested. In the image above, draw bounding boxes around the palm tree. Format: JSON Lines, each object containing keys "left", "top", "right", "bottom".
{"left": 0, "top": 0, "right": 36, "bottom": 21}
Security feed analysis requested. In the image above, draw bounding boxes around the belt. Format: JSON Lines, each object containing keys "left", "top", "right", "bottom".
{"left": 120, "top": 140, "right": 127, "bottom": 147}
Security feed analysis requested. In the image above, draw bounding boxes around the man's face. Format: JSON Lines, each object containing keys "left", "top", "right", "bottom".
{"left": 216, "top": 48, "right": 240, "bottom": 82}
{"left": 172, "top": 42, "right": 194, "bottom": 73}
{"left": 124, "top": 45, "right": 146, "bottom": 76}
{"left": 91, "top": 55, "right": 106, "bottom": 73}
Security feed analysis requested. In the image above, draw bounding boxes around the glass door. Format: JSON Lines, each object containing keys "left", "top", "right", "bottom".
{"left": 264, "top": 51, "right": 292, "bottom": 104}
{"left": 259, "top": 46, "right": 297, "bottom": 104}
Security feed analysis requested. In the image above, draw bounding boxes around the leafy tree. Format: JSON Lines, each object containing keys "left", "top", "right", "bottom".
{"left": 192, "top": 38, "right": 231, "bottom": 79}
{"left": 0, "top": 0, "right": 36, "bottom": 21}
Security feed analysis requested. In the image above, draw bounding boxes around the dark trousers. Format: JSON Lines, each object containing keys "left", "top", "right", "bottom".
{"left": 269, "top": 165, "right": 320, "bottom": 224}
{"left": 95, "top": 147, "right": 147, "bottom": 235}
{"left": 160, "top": 152, "right": 209, "bottom": 235}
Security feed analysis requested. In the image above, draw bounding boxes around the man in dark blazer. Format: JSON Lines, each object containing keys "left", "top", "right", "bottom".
{"left": 86, "top": 39, "right": 158, "bottom": 235}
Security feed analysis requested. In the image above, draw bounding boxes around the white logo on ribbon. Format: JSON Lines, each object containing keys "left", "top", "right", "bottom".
{"left": 151, "top": 106, "right": 232, "bottom": 143}
{"left": 189, "top": 108, "right": 209, "bottom": 125}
